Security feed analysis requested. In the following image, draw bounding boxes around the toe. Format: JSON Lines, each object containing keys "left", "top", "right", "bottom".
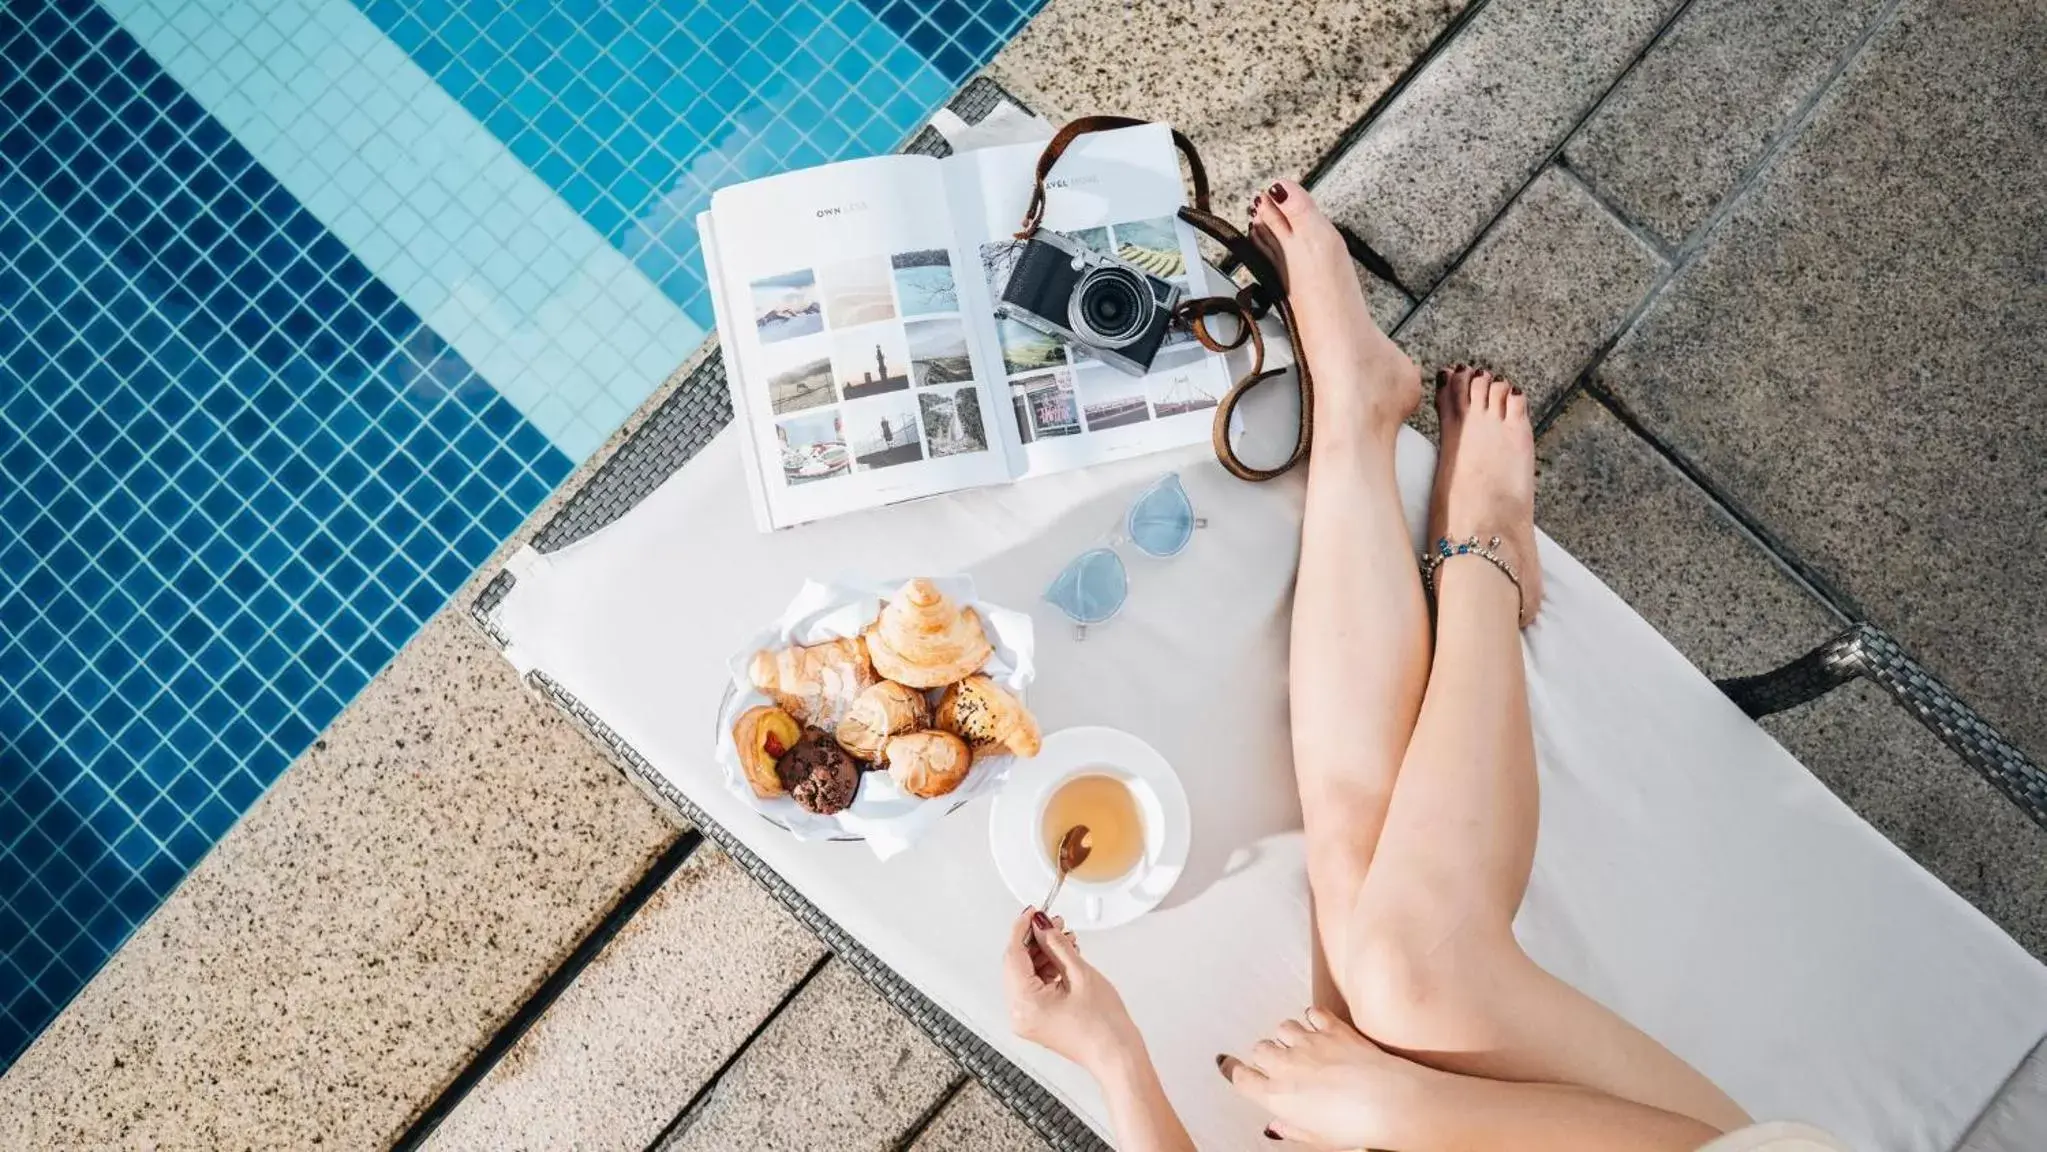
{"left": 1487, "top": 375, "right": 1514, "bottom": 416}
{"left": 1253, "top": 190, "right": 1292, "bottom": 236}
{"left": 1265, "top": 178, "right": 1319, "bottom": 224}
{"left": 1436, "top": 364, "right": 1471, "bottom": 417}
{"left": 1467, "top": 369, "right": 1492, "bottom": 410}
{"left": 1505, "top": 384, "right": 1530, "bottom": 423}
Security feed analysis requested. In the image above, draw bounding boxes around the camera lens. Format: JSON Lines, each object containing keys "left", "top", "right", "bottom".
{"left": 1070, "top": 267, "right": 1153, "bottom": 346}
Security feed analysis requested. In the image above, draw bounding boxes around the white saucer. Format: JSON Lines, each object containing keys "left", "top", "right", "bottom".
{"left": 989, "top": 727, "right": 1190, "bottom": 931}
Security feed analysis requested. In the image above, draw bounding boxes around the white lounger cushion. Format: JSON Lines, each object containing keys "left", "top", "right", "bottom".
{"left": 492, "top": 426, "right": 2047, "bottom": 1150}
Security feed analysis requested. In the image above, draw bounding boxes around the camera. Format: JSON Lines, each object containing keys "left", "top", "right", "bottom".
{"left": 996, "top": 229, "right": 1182, "bottom": 376}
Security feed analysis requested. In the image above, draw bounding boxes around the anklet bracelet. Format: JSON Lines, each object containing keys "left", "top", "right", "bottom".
{"left": 1420, "top": 534, "right": 1525, "bottom": 619}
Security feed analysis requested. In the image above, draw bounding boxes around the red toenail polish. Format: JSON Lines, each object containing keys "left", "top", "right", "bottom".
{"left": 1511, "top": 384, "right": 1524, "bottom": 395}
{"left": 1267, "top": 183, "right": 1288, "bottom": 203}
{"left": 1264, "top": 1127, "right": 1281, "bottom": 1141}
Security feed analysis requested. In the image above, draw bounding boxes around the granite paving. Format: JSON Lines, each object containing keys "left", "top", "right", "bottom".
{"left": 1535, "top": 392, "right": 1843, "bottom": 681}
{"left": 1393, "top": 165, "right": 1666, "bottom": 436}
{"left": 1564, "top": 0, "right": 1889, "bottom": 247}
{"left": 0, "top": 605, "right": 677, "bottom": 1151}
{"left": 420, "top": 844, "right": 827, "bottom": 1152}
{"left": 1314, "top": 0, "right": 1685, "bottom": 291}
{"left": 650, "top": 959, "right": 960, "bottom": 1152}
{"left": 1596, "top": 0, "right": 2047, "bottom": 764}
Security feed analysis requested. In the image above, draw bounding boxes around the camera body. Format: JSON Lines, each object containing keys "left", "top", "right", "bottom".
{"left": 997, "top": 228, "right": 1182, "bottom": 376}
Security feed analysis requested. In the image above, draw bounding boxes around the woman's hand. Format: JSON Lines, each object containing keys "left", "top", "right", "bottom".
{"left": 1002, "top": 908, "right": 1142, "bottom": 1075}
{"left": 1005, "top": 910, "right": 1196, "bottom": 1152}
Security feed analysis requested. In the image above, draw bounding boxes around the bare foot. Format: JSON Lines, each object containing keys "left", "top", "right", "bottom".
{"left": 1220, "top": 1006, "right": 1441, "bottom": 1150}
{"left": 1429, "top": 364, "right": 1543, "bottom": 625}
{"left": 1249, "top": 180, "right": 1419, "bottom": 442}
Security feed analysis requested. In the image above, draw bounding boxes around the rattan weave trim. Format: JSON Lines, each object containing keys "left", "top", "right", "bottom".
{"left": 1718, "top": 624, "right": 2047, "bottom": 830}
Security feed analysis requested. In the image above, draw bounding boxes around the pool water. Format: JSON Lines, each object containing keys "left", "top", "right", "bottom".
{"left": 0, "top": 0, "right": 1041, "bottom": 1071}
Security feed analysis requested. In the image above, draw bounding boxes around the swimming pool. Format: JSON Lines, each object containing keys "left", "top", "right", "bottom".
{"left": 0, "top": 0, "right": 1041, "bottom": 1071}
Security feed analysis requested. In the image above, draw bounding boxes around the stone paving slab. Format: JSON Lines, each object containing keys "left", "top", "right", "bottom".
{"left": 1397, "top": 166, "right": 1665, "bottom": 436}
{"left": 1762, "top": 681, "right": 2047, "bottom": 963}
{"left": 910, "top": 1082, "right": 1056, "bottom": 1151}
{"left": 989, "top": 0, "right": 1466, "bottom": 219}
{"left": 421, "top": 844, "right": 827, "bottom": 1152}
{"left": 0, "top": 609, "right": 677, "bottom": 1151}
{"left": 1536, "top": 391, "right": 1840, "bottom": 679}
{"left": 1564, "top": 0, "right": 1887, "bottom": 247}
{"left": 1596, "top": 0, "right": 2047, "bottom": 763}
{"left": 653, "top": 959, "right": 960, "bottom": 1152}
{"left": 1315, "top": 0, "right": 1684, "bottom": 291}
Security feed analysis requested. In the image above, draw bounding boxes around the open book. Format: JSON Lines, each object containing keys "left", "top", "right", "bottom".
{"left": 698, "top": 124, "right": 1233, "bottom": 531}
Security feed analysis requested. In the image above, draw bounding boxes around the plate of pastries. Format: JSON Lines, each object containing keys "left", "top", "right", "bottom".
{"left": 717, "top": 577, "right": 1040, "bottom": 840}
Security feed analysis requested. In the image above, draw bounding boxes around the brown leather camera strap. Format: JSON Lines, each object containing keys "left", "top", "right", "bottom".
{"left": 1015, "top": 117, "right": 1367, "bottom": 481}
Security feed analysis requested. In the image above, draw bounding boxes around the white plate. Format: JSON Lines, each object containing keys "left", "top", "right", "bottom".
{"left": 989, "top": 727, "right": 1190, "bottom": 932}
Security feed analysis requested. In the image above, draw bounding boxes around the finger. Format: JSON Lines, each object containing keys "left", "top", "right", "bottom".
{"left": 1005, "top": 910, "right": 1046, "bottom": 984}
{"left": 1264, "top": 1119, "right": 1312, "bottom": 1144}
{"left": 1215, "top": 1053, "right": 1269, "bottom": 1090}
{"left": 1035, "top": 921, "right": 1086, "bottom": 973}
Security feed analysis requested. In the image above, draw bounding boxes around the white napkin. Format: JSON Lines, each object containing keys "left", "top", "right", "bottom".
{"left": 713, "top": 575, "right": 1036, "bottom": 859}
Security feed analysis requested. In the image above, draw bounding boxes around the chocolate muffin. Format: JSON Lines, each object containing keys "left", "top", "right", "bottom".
{"left": 778, "top": 727, "right": 860, "bottom": 815}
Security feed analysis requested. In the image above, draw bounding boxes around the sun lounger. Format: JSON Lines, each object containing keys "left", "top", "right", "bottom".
{"left": 472, "top": 80, "right": 2047, "bottom": 1151}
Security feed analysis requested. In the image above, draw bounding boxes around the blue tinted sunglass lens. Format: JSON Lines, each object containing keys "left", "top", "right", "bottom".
{"left": 1044, "top": 548, "right": 1129, "bottom": 624}
{"left": 1127, "top": 473, "right": 1196, "bottom": 557}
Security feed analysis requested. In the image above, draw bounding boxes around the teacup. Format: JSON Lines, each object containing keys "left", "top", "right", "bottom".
{"left": 990, "top": 726, "right": 1189, "bottom": 930}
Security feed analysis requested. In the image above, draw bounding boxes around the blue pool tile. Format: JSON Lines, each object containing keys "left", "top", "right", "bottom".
{"left": 0, "top": 0, "right": 576, "bottom": 1072}
{"left": 355, "top": 0, "right": 1043, "bottom": 333}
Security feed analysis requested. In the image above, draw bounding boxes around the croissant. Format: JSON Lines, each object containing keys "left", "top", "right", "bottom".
{"left": 865, "top": 579, "right": 994, "bottom": 689}
{"left": 936, "top": 674, "right": 1041, "bottom": 760}
{"left": 885, "top": 730, "right": 972, "bottom": 798}
{"left": 748, "top": 637, "right": 876, "bottom": 729}
{"left": 732, "top": 705, "right": 801, "bottom": 798}
{"left": 835, "top": 681, "right": 931, "bottom": 762}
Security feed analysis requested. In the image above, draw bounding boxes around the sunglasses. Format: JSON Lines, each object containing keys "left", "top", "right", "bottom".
{"left": 1043, "top": 473, "right": 1205, "bottom": 636}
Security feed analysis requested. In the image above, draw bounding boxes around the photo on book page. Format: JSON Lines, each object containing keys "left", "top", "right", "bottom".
{"left": 751, "top": 268, "right": 823, "bottom": 343}
{"left": 1145, "top": 345, "right": 1221, "bottom": 416}
{"left": 906, "top": 317, "right": 974, "bottom": 387}
{"left": 1110, "top": 216, "right": 1186, "bottom": 277}
{"left": 919, "top": 387, "right": 990, "bottom": 457}
{"left": 831, "top": 322, "right": 912, "bottom": 400}
{"left": 819, "top": 255, "right": 898, "bottom": 328}
{"left": 844, "top": 393, "right": 925, "bottom": 470}
{"left": 775, "top": 407, "right": 849, "bottom": 486}
{"left": 760, "top": 333, "right": 836, "bottom": 415}
{"left": 891, "top": 249, "right": 958, "bottom": 316}
{"left": 994, "top": 313, "right": 1064, "bottom": 376}
{"left": 1009, "top": 369, "right": 1080, "bottom": 441}
{"left": 1074, "top": 364, "right": 1154, "bottom": 431}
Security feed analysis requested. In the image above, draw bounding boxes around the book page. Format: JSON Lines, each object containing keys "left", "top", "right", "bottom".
{"left": 707, "top": 156, "right": 1011, "bottom": 529}
{"left": 942, "top": 124, "right": 1234, "bottom": 479}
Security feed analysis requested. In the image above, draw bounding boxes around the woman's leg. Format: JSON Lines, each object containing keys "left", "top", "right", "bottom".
{"left": 1339, "top": 366, "right": 1748, "bottom": 1132}
{"left": 1250, "top": 181, "right": 1429, "bottom": 978}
